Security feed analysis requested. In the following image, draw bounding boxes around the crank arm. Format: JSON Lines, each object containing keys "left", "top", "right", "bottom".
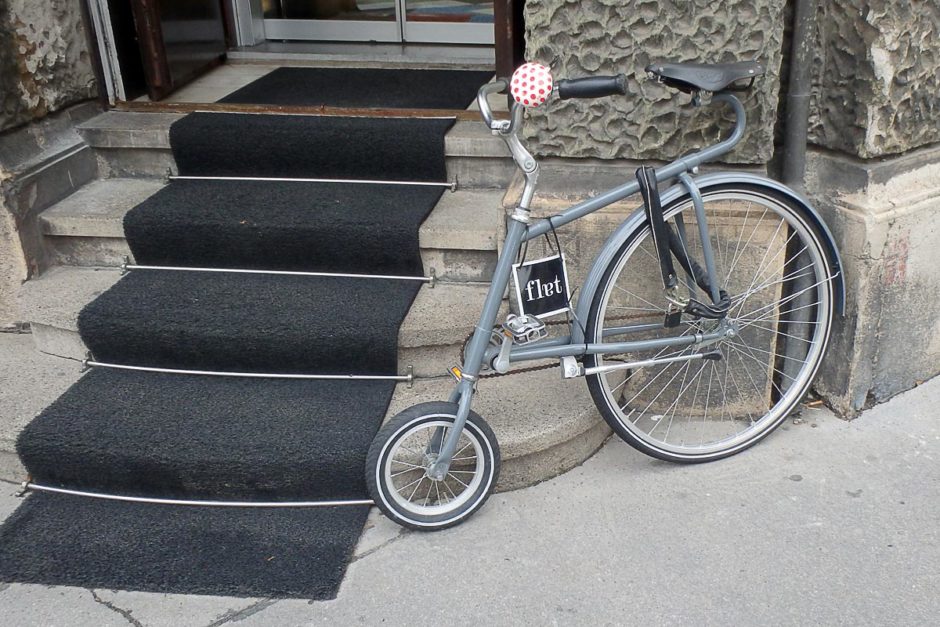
{"left": 581, "top": 349, "right": 722, "bottom": 377}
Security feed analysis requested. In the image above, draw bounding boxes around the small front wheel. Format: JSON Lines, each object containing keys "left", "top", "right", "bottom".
{"left": 365, "top": 402, "right": 500, "bottom": 531}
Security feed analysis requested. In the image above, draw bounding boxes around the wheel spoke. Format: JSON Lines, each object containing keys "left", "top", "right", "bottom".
{"left": 614, "top": 285, "right": 666, "bottom": 312}
{"left": 736, "top": 275, "right": 828, "bottom": 323}
{"left": 391, "top": 459, "right": 424, "bottom": 469}
{"left": 399, "top": 475, "right": 425, "bottom": 499}
{"left": 391, "top": 467, "right": 423, "bottom": 478}
{"left": 656, "top": 359, "right": 693, "bottom": 441}
{"left": 731, "top": 217, "right": 787, "bottom": 315}
{"left": 447, "top": 473, "right": 470, "bottom": 488}
{"left": 730, "top": 260, "right": 814, "bottom": 307}
{"left": 724, "top": 206, "right": 768, "bottom": 286}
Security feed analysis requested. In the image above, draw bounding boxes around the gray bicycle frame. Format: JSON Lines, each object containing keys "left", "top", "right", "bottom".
{"left": 427, "top": 80, "right": 806, "bottom": 480}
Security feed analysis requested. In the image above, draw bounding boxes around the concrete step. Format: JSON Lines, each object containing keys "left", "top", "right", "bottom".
{"left": 386, "top": 370, "right": 611, "bottom": 491}
{"left": 37, "top": 179, "right": 503, "bottom": 280}
{"left": 419, "top": 188, "right": 501, "bottom": 281}
{"left": 78, "top": 111, "right": 516, "bottom": 187}
{"left": 17, "top": 266, "right": 121, "bottom": 361}
{"left": 77, "top": 112, "right": 180, "bottom": 178}
{"left": 39, "top": 178, "right": 161, "bottom": 267}
{"left": 445, "top": 120, "right": 514, "bottom": 188}
{"left": 399, "top": 282, "right": 508, "bottom": 378}
{"left": 17, "top": 266, "right": 503, "bottom": 379}
{"left": 0, "top": 334, "right": 85, "bottom": 482}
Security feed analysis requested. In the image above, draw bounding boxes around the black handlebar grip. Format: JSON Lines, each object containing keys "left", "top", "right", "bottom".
{"left": 556, "top": 74, "right": 628, "bottom": 100}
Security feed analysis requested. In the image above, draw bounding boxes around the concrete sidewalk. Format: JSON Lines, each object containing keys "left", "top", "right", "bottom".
{"left": 1, "top": 333, "right": 938, "bottom": 626}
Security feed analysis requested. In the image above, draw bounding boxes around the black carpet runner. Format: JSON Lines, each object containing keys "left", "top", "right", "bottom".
{"left": 0, "top": 68, "right": 485, "bottom": 599}
{"left": 219, "top": 66, "right": 494, "bottom": 108}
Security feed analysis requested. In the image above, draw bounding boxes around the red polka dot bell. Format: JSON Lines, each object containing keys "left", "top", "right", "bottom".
{"left": 510, "top": 62, "right": 554, "bottom": 108}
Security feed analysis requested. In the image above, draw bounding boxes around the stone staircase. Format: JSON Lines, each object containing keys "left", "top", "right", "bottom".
{"left": 12, "top": 106, "right": 610, "bottom": 491}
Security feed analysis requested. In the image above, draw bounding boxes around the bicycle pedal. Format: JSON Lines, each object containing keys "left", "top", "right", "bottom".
{"left": 502, "top": 314, "right": 548, "bottom": 345}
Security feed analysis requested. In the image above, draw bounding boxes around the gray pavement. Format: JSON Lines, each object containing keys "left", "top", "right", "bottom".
{"left": 0, "top": 331, "right": 938, "bottom": 625}
{"left": 0, "top": 333, "right": 83, "bottom": 480}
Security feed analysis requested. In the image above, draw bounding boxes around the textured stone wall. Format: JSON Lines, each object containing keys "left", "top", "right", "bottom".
{"left": 810, "top": 1, "right": 940, "bottom": 158}
{"left": 523, "top": 0, "right": 787, "bottom": 164}
{"left": 0, "top": 0, "right": 97, "bottom": 132}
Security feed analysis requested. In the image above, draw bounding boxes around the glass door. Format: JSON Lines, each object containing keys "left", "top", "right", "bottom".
{"left": 261, "top": 0, "right": 494, "bottom": 44}
{"left": 403, "top": 0, "right": 494, "bottom": 44}
{"left": 263, "top": 1, "right": 402, "bottom": 42}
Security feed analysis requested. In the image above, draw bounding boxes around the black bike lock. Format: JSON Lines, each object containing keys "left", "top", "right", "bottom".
{"left": 636, "top": 166, "right": 677, "bottom": 292}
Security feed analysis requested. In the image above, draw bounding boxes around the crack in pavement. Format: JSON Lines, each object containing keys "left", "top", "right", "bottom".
{"left": 205, "top": 598, "right": 278, "bottom": 626}
{"left": 348, "top": 526, "right": 410, "bottom": 565}
{"left": 88, "top": 589, "right": 145, "bottom": 627}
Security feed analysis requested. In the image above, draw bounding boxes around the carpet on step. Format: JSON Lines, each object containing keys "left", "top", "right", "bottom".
{"left": 170, "top": 114, "right": 454, "bottom": 180}
{"left": 78, "top": 270, "right": 421, "bottom": 374}
{"left": 0, "top": 493, "right": 368, "bottom": 599}
{"left": 220, "top": 66, "right": 494, "bottom": 109}
{"left": 123, "top": 179, "right": 442, "bottom": 274}
{"left": 17, "top": 369, "right": 393, "bottom": 500}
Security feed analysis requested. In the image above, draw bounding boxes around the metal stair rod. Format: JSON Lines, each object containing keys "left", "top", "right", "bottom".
{"left": 85, "top": 360, "right": 416, "bottom": 384}
{"left": 121, "top": 261, "right": 433, "bottom": 284}
{"left": 169, "top": 174, "right": 458, "bottom": 191}
{"left": 23, "top": 482, "right": 373, "bottom": 508}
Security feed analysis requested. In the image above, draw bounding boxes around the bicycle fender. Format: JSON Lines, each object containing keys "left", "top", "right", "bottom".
{"left": 572, "top": 173, "right": 846, "bottom": 344}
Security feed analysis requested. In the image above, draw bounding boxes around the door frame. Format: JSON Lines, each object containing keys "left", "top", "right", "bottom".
{"left": 85, "top": 0, "right": 126, "bottom": 103}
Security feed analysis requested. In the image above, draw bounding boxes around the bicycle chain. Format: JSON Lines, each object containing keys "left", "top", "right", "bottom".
{"left": 458, "top": 313, "right": 654, "bottom": 380}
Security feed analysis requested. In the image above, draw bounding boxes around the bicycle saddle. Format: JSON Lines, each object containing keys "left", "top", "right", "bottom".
{"left": 646, "top": 60, "right": 764, "bottom": 93}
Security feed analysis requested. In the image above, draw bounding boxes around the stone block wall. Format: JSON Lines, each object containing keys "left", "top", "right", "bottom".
{"left": 808, "top": 147, "right": 940, "bottom": 416}
{"left": 0, "top": 1, "right": 98, "bottom": 327}
{"left": 805, "top": 3, "right": 940, "bottom": 415}
{"left": 810, "top": 1, "right": 940, "bottom": 158}
{"left": 0, "top": 0, "right": 97, "bottom": 133}
{"left": 523, "top": 0, "right": 787, "bottom": 164}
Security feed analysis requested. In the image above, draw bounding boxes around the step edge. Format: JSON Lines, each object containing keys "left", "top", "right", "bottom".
{"left": 496, "top": 417, "right": 612, "bottom": 492}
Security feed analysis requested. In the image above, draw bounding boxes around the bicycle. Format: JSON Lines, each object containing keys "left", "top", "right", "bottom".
{"left": 365, "top": 60, "right": 844, "bottom": 531}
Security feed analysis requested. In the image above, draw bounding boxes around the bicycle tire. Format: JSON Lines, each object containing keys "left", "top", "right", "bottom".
{"left": 585, "top": 183, "right": 836, "bottom": 462}
{"left": 366, "top": 402, "right": 500, "bottom": 531}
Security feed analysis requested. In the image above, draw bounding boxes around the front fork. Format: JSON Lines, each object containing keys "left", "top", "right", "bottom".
{"left": 427, "top": 217, "right": 529, "bottom": 480}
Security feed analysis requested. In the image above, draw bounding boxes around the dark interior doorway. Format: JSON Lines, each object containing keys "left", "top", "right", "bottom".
{"left": 108, "top": 1, "right": 148, "bottom": 100}
{"left": 130, "top": 0, "right": 228, "bottom": 100}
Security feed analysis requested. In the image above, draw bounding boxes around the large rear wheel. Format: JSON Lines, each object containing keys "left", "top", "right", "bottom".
{"left": 586, "top": 184, "right": 836, "bottom": 462}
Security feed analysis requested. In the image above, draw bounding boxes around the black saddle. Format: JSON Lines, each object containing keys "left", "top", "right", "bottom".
{"left": 646, "top": 60, "right": 764, "bottom": 93}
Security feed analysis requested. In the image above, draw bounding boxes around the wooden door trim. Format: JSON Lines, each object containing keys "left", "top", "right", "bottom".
{"left": 130, "top": 0, "right": 173, "bottom": 100}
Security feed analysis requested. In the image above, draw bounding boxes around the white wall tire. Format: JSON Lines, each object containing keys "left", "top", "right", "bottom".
{"left": 365, "top": 402, "right": 500, "bottom": 531}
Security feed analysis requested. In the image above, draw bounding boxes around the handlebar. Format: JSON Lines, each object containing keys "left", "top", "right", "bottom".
{"left": 476, "top": 79, "right": 509, "bottom": 131}
{"left": 556, "top": 74, "right": 628, "bottom": 100}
